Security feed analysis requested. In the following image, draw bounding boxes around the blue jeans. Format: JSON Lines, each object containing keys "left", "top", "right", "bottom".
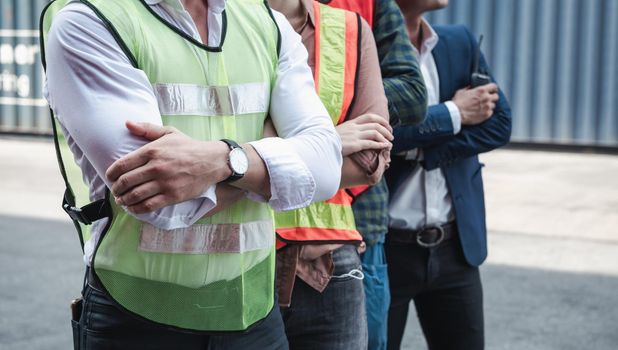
{"left": 280, "top": 245, "right": 368, "bottom": 350}
{"left": 361, "top": 238, "right": 390, "bottom": 350}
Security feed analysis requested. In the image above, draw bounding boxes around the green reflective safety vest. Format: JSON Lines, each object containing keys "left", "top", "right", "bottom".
{"left": 275, "top": 2, "right": 363, "bottom": 247}
{"left": 41, "top": 0, "right": 280, "bottom": 332}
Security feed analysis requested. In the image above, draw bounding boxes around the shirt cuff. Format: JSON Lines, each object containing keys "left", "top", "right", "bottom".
{"left": 131, "top": 184, "right": 217, "bottom": 230}
{"left": 248, "top": 137, "right": 316, "bottom": 212}
{"left": 445, "top": 101, "right": 462, "bottom": 134}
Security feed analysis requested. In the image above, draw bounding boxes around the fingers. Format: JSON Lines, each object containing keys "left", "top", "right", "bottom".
{"left": 358, "top": 139, "right": 391, "bottom": 151}
{"left": 358, "top": 123, "right": 394, "bottom": 141}
{"left": 361, "top": 129, "right": 391, "bottom": 144}
{"left": 115, "top": 181, "right": 161, "bottom": 207}
{"left": 106, "top": 147, "right": 152, "bottom": 182}
{"left": 479, "top": 83, "right": 498, "bottom": 94}
{"left": 354, "top": 113, "right": 392, "bottom": 132}
{"left": 126, "top": 194, "right": 168, "bottom": 214}
{"left": 126, "top": 121, "right": 175, "bottom": 141}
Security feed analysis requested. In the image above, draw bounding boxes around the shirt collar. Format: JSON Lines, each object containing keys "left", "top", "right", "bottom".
{"left": 302, "top": 0, "right": 315, "bottom": 27}
{"left": 414, "top": 18, "right": 439, "bottom": 57}
{"left": 145, "top": 0, "right": 227, "bottom": 14}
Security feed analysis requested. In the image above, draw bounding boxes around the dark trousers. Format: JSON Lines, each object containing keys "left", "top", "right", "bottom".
{"left": 74, "top": 284, "right": 289, "bottom": 350}
{"left": 280, "top": 245, "right": 368, "bottom": 350}
{"left": 385, "top": 232, "right": 484, "bottom": 350}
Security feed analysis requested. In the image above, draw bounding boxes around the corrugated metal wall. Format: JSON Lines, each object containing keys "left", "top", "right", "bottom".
{"left": 426, "top": 0, "right": 618, "bottom": 146}
{"left": 0, "top": 0, "right": 616, "bottom": 146}
{"left": 0, "top": 0, "right": 49, "bottom": 134}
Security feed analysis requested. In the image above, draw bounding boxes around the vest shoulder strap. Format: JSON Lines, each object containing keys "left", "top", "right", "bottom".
{"left": 314, "top": 2, "right": 361, "bottom": 125}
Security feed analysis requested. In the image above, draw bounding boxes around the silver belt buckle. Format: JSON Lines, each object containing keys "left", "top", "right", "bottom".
{"left": 416, "top": 226, "right": 445, "bottom": 248}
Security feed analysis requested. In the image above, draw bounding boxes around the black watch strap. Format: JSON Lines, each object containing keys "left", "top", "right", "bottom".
{"left": 220, "top": 139, "right": 244, "bottom": 183}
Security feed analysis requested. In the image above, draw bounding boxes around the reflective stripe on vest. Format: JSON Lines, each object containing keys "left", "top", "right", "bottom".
{"left": 153, "top": 82, "right": 270, "bottom": 116}
{"left": 327, "top": 0, "right": 377, "bottom": 198}
{"left": 274, "top": 3, "right": 362, "bottom": 246}
{"left": 327, "top": 0, "right": 375, "bottom": 28}
{"left": 41, "top": 0, "right": 279, "bottom": 333}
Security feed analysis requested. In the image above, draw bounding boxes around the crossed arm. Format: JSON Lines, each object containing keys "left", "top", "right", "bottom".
{"left": 45, "top": 4, "right": 342, "bottom": 229}
{"left": 108, "top": 15, "right": 393, "bottom": 214}
{"left": 392, "top": 47, "right": 511, "bottom": 170}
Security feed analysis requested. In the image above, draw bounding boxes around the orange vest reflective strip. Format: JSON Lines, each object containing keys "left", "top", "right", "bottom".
{"left": 277, "top": 227, "right": 362, "bottom": 245}
{"left": 326, "top": 0, "right": 375, "bottom": 28}
{"left": 313, "top": 2, "right": 359, "bottom": 125}
{"left": 275, "top": 3, "right": 362, "bottom": 247}
{"left": 326, "top": 0, "right": 375, "bottom": 198}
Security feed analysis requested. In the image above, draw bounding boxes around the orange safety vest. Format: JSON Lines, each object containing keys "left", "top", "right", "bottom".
{"left": 326, "top": 0, "right": 377, "bottom": 198}
{"left": 275, "top": 2, "right": 363, "bottom": 248}
{"left": 327, "top": 0, "right": 375, "bottom": 28}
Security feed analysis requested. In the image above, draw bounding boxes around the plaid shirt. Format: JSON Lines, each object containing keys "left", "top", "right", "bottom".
{"left": 353, "top": 0, "right": 427, "bottom": 244}
{"left": 374, "top": 0, "right": 427, "bottom": 126}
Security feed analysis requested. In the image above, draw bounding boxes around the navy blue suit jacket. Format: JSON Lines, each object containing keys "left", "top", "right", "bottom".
{"left": 386, "top": 25, "right": 512, "bottom": 267}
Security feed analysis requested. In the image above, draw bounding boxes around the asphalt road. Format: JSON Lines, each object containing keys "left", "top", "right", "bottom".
{"left": 1, "top": 138, "right": 617, "bottom": 350}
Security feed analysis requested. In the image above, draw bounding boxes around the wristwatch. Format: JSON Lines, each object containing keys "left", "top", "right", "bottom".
{"left": 220, "top": 139, "right": 249, "bottom": 183}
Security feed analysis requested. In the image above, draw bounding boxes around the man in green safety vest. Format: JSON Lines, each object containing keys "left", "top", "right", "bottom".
{"left": 42, "top": 0, "right": 345, "bottom": 348}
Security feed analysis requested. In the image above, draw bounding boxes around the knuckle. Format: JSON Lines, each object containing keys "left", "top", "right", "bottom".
{"left": 117, "top": 176, "right": 129, "bottom": 190}
{"left": 114, "top": 161, "right": 127, "bottom": 175}
{"left": 129, "top": 189, "right": 141, "bottom": 202}
{"left": 170, "top": 191, "right": 183, "bottom": 202}
{"left": 161, "top": 181, "right": 175, "bottom": 193}
{"left": 151, "top": 163, "right": 166, "bottom": 175}
{"left": 145, "top": 147, "right": 159, "bottom": 158}
{"left": 143, "top": 200, "right": 155, "bottom": 212}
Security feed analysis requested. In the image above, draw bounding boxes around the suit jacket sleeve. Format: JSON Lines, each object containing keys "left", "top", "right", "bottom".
{"left": 391, "top": 103, "right": 457, "bottom": 154}
{"left": 423, "top": 28, "right": 512, "bottom": 171}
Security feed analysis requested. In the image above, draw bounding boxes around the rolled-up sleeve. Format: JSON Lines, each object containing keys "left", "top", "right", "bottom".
{"left": 44, "top": 5, "right": 217, "bottom": 230}
{"left": 249, "top": 11, "right": 342, "bottom": 211}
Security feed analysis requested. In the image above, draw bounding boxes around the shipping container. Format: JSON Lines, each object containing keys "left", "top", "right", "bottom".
{"left": 0, "top": 0, "right": 49, "bottom": 134}
{"left": 0, "top": 0, "right": 616, "bottom": 147}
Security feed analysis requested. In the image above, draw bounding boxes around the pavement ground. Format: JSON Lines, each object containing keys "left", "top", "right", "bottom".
{"left": 0, "top": 137, "right": 617, "bottom": 350}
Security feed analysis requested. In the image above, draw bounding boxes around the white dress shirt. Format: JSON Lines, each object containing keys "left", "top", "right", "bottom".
{"left": 388, "top": 19, "right": 461, "bottom": 230}
{"left": 44, "top": 0, "right": 342, "bottom": 264}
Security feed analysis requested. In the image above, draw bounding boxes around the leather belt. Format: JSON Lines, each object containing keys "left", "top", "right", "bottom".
{"left": 388, "top": 222, "right": 457, "bottom": 248}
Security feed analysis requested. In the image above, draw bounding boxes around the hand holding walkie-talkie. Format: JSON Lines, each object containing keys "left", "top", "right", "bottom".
{"left": 470, "top": 35, "right": 492, "bottom": 88}
{"left": 452, "top": 34, "right": 500, "bottom": 126}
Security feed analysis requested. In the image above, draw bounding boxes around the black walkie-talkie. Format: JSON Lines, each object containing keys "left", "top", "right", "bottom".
{"left": 471, "top": 34, "right": 491, "bottom": 87}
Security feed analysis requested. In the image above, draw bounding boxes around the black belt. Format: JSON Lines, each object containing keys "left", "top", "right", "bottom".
{"left": 388, "top": 222, "right": 457, "bottom": 248}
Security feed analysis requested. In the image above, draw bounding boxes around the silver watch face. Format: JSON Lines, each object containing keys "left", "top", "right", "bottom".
{"left": 229, "top": 148, "right": 249, "bottom": 175}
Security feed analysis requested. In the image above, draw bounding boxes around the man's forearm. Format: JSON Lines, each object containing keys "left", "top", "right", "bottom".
{"left": 205, "top": 184, "right": 247, "bottom": 218}
{"left": 340, "top": 151, "right": 386, "bottom": 188}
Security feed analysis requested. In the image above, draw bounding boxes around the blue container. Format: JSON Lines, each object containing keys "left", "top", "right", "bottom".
{"left": 426, "top": 0, "right": 618, "bottom": 146}
{"left": 0, "top": 0, "right": 616, "bottom": 147}
{"left": 0, "top": 0, "right": 49, "bottom": 134}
